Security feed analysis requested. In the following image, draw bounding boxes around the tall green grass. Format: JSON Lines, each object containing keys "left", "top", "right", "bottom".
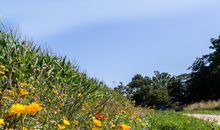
{"left": 0, "top": 28, "right": 149, "bottom": 129}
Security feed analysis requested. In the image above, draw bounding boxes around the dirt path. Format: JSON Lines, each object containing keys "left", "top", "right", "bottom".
{"left": 186, "top": 114, "right": 220, "bottom": 125}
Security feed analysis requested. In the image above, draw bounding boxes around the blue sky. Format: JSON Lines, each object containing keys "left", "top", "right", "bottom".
{"left": 1, "top": 0, "right": 220, "bottom": 87}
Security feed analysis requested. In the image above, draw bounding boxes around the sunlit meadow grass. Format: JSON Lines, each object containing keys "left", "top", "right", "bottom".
{"left": 148, "top": 111, "right": 220, "bottom": 130}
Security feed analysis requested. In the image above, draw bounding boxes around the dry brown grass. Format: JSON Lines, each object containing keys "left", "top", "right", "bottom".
{"left": 184, "top": 100, "right": 220, "bottom": 111}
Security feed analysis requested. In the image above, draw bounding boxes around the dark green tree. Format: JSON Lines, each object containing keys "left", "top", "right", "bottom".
{"left": 126, "top": 72, "right": 186, "bottom": 108}
{"left": 126, "top": 74, "right": 153, "bottom": 104}
{"left": 168, "top": 74, "right": 189, "bottom": 105}
{"left": 188, "top": 36, "right": 220, "bottom": 102}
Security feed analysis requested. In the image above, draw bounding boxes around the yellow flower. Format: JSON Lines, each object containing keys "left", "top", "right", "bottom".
{"left": 0, "top": 65, "right": 7, "bottom": 75}
{"left": 63, "top": 119, "right": 70, "bottom": 125}
{"left": 8, "top": 90, "right": 15, "bottom": 95}
{"left": 78, "top": 93, "right": 82, "bottom": 97}
{"left": 93, "top": 119, "right": 102, "bottom": 127}
{"left": 20, "top": 82, "right": 27, "bottom": 87}
{"left": 0, "top": 71, "right": 5, "bottom": 75}
{"left": 117, "top": 124, "right": 131, "bottom": 130}
{"left": 58, "top": 124, "right": 66, "bottom": 130}
{"left": 25, "top": 102, "right": 42, "bottom": 113}
{"left": 3, "top": 96, "right": 12, "bottom": 100}
{"left": 21, "top": 127, "right": 27, "bottom": 130}
{"left": 9, "top": 104, "right": 26, "bottom": 115}
{"left": 92, "top": 128, "right": 102, "bottom": 130}
{"left": 0, "top": 65, "right": 6, "bottom": 69}
{"left": 61, "top": 94, "right": 67, "bottom": 97}
{"left": 73, "top": 120, "right": 79, "bottom": 126}
{"left": 52, "top": 89, "right": 59, "bottom": 95}
{"left": 19, "top": 89, "right": 29, "bottom": 96}
{"left": 60, "top": 102, "right": 64, "bottom": 107}
{"left": 0, "top": 118, "right": 5, "bottom": 125}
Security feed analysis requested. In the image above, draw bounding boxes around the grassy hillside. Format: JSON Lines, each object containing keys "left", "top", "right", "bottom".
{"left": 1, "top": 28, "right": 220, "bottom": 130}
{"left": 0, "top": 30, "right": 149, "bottom": 129}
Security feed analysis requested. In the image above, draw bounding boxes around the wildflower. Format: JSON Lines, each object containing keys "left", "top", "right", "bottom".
{"left": 0, "top": 71, "right": 5, "bottom": 75}
{"left": 8, "top": 90, "right": 15, "bottom": 95}
{"left": 28, "top": 87, "right": 33, "bottom": 92}
{"left": 20, "top": 82, "right": 27, "bottom": 87}
{"left": 117, "top": 124, "right": 131, "bottom": 130}
{"left": 3, "top": 96, "right": 12, "bottom": 100}
{"left": 9, "top": 104, "right": 26, "bottom": 115}
{"left": 109, "top": 121, "right": 116, "bottom": 128}
{"left": 95, "top": 113, "right": 106, "bottom": 119}
{"left": 6, "top": 79, "right": 12, "bottom": 85}
{"left": 93, "top": 119, "right": 102, "bottom": 127}
{"left": 25, "top": 102, "right": 42, "bottom": 113}
{"left": 61, "top": 94, "right": 67, "bottom": 97}
{"left": 52, "top": 89, "right": 59, "bottom": 95}
{"left": 0, "top": 118, "right": 5, "bottom": 125}
{"left": 78, "top": 93, "right": 82, "bottom": 97}
{"left": 4, "top": 113, "right": 14, "bottom": 119}
{"left": 0, "top": 65, "right": 8, "bottom": 76}
{"left": 58, "top": 124, "right": 66, "bottom": 130}
{"left": 33, "top": 96, "right": 40, "bottom": 101}
{"left": 60, "top": 102, "right": 64, "bottom": 107}
{"left": 0, "top": 65, "right": 6, "bottom": 69}
{"left": 19, "top": 89, "right": 29, "bottom": 96}
{"left": 21, "top": 127, "right": 27, "bottom": 130}
{"left": 92, "top": 128, "right": 102, "bottom": 130}
{"left": 63, "top": 119, "right": 70, "bottom": 125}
{"left": 73, "top": 120, "right": 79, "bottom": 126}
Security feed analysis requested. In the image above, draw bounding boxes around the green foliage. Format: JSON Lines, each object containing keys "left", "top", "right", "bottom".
{"left": 122, "top": 71, "right": 188, "bottom": 108}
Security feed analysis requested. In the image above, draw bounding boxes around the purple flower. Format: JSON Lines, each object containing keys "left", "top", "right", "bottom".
{"left": 33, "top": 97, "right": 37, "bottom": 101}
{"left": 28, "top": 87, "right": 33, "bottom": 91}
{"left": 6, "top": 79, "right": 12, "bottom": 85}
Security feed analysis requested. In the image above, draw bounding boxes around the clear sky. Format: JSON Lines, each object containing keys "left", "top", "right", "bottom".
{"left": 1, "top": 0, "right": 220, "bottom": 87}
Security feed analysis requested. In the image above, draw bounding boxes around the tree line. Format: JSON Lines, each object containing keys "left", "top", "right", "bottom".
{"left": 114, "top": 36, "right": 220, "bottom": 109}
